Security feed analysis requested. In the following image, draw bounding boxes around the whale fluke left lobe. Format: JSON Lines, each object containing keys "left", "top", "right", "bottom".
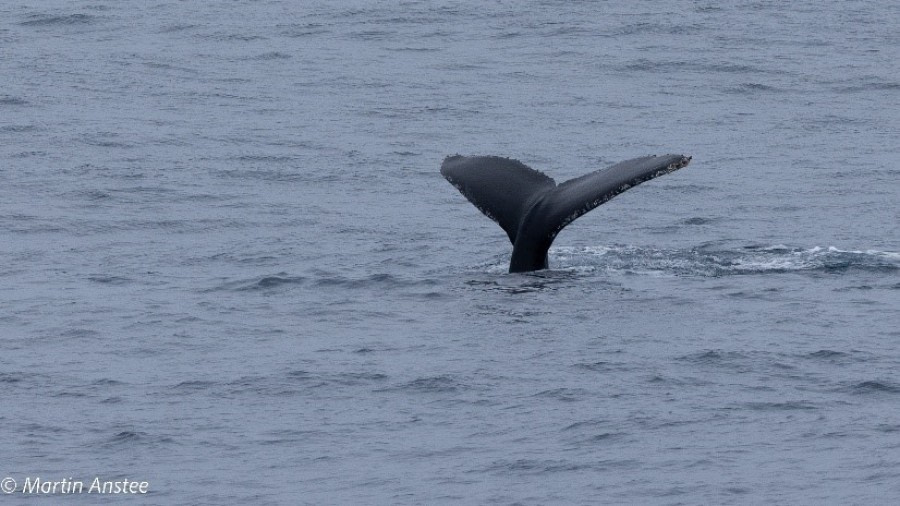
{"left": 440, "top": 155, "right": 555, "bottom": 244}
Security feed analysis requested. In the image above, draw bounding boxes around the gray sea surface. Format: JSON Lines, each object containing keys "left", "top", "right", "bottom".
{"left": 2, "top": 0, "right": 899, "bottom": 504}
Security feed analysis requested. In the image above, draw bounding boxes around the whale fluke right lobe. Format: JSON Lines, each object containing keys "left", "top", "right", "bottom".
{"left": 440, "top": 154, "right": 692, "bottom": 272}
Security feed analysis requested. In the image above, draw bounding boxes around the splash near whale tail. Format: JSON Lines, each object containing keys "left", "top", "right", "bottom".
{"left": 440, "top": 154, "right": 692, "bottom": 273}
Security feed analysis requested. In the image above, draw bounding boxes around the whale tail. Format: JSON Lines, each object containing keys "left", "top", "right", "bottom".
{"left": 440, "top": 154, "right": 691, "bottom": 272}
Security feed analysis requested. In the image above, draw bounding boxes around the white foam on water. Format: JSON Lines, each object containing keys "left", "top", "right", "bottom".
{"left": 544, "top": 244, "right": 900, "bottom": 277}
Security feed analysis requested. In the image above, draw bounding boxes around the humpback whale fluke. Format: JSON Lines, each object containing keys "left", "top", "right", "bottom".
{"left": 440, "top": 154, "right": 692, "bottom": 272}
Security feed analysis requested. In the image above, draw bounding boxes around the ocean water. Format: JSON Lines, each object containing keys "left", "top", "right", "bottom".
{"left": 2, "top": 0, "right": 899, "bottom": 504}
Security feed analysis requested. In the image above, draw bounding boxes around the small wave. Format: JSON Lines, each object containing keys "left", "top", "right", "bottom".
{"left": 314, "top": 273, "right": 438, "bottom": 290}
{"left": 485, "top": 459, "right": 596, "bottom": 475}
{"left": 350, "top": 29, "right": 395, "bottom": 41}
{"left": 197, "top": 31, "right": 266, "bottom": 42}
{"left": 279, "top": 22, "right": 330, "bottom": 38}
{"left": 677, "top": 350, "right": 796, "bottom": 375}
{"left": 224, "top": 370, "right": 389, "bottom": 396}
{"left": 21, "top": 423, "right": 68, "bottom": 435}
{"left": 682, "top": 216, "right": 717, "bottom": 225}
{"left": 215, "top": 167, "right": 310, "bottom": 181}
{"left": 834, "top": 80, "right": 900, "bottom": 94}
{"left": 0, "top": 372, "right": 50, "bottom": 386}
{"left": 805, "top": 349, "right": 849, "bottom": 360}
{"left": 286, "top": 370, "right": 389, "bottom": 388}
{"left": 92, "top": 378, "right": 125, "bottom": 386}
{"left": 106, "top": 431, "right": 146, "bottom": 445}
{"left": 550, "top": 244, "right": 900, "bottom": 277}
{"left": 379, "top": 375, "right": 465, "bottom": 394}
{"left": 248, "top": 52, "right": 293, "bottom": 61}
{"left": 534, "top": 387, "right": 589, "bottom": 402}
{"left": 336, "top": 372, "right": 389, "bottom": 384}
{"left": 87, "top": 275, "right": 131, "bottom": 285}
{"left": 0, "top": 96, "right": 28, "bottom": 106}
{"left": 579, "top": 432, "right": 624, "bottom": 444}
{"left": 724, "top": 82, "right": 781, "bottom": 95}
{"left": 81, "top": 132, "right": 133, "bottom": 149}
{"left": 0, "top": 373, "right": 23, "bottom": 384}
{"left": 172, "top": 380, "right": 219, "bottom": 392}
{"left": 851, "top": 381, "right": 900, "bottom": 394}
{"left": 572, "top": 361, "right": 629, "bottom": 373}
{"left": 560, "top": 423, "right": 627, "bottom": 444}
{"left": 213, "top": 272, "right": 439, "bottom": 293}
{"left": 60, "top": 328, "right": 100, "bottom": 339}
{"left": 97, "top": 430, "right": 175, "bottom": 449}
{"left": 563, "top": 420, "right": 607, "bottom": 432}
{"left": 386, "top": 46, "right": 440, "bottom": 53}
{"left": 801, "top": 350, "right": 875, "bottom": 364}
{"left": 678, "top": 350, "right": 749, "bottom": 364}
{"left": 52, "top": 390, "right": 88, "bottom": 399}
{"left": 256, "top": 275, "right": 306, "bottom": 289}
{"left": 617, "top": 59, "right": 758, "bottom": 74}
{"left": 466, "top": 269, "right": 578, "bottom": 293}
{"left": 0, "top": 124, "right": 37, "bottom": 132}
{"left": 10, "top": 150, "right": 47, "bottom": 159}
{"left": 208, "top": 274, "right": 306, "bottom": 292}
{"left": 19, "top": 13, "right": 95, "bottom": 26}
{"left": 614, "top": 22, "right": 698, "bottom": 37}
{"left": 158, "top": 23, "right": 199, "bottom": 34}
{"left": 260, "top": 429, "right": 328, "bottom": 445}
{"left": 743, "top": 401, "right": 818, "bottom": 411}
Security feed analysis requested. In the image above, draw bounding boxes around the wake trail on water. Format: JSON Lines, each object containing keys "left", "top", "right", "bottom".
{"left": 536, "top": 244, "right": 900, "bottom": 277}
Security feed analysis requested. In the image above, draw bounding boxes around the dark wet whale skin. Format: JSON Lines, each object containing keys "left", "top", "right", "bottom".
{"left": 441, "top": 154, "right": 692, "bottom": 272}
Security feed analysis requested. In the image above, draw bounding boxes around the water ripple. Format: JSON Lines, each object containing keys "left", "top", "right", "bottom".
{"left": 851, "top": 381, "right": 900, "bottom": 395}
{"left": 551, "top": 245, "right": 900, "bottom": 277}
{"left": 19, "top": 13, "right": 96, "bottom": 26}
